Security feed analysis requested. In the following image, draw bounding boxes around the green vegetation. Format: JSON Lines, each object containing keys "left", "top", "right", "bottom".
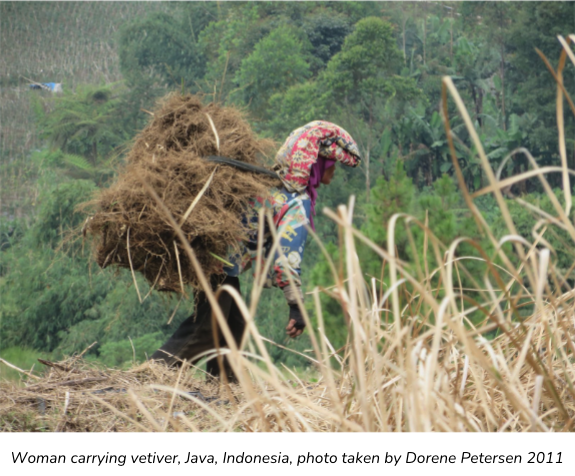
{"left": 0, "top": 347, "right": 47, "bottom": 383}
{"left": 2, "top": 2, "right": 575, "bottom": 380}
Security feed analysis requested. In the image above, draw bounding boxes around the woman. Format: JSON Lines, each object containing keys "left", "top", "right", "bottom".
{"left": 150, "top": 121, "right": 361, "bottom": 379}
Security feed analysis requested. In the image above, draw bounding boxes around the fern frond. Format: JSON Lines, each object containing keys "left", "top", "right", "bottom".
{"left": 61, "top": 153, "right": 95, "bottom": 172}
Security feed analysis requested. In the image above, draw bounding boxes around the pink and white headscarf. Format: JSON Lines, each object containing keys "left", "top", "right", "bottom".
{"left": 275, "top": 121, "right": 361, "bottom": 229}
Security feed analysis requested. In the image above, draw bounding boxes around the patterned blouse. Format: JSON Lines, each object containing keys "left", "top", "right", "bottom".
{"left": 224, "top": 121, "right": 361, "bottom": 305}
{"left": 223, "top": 187, "right": 310, "bottom": 292}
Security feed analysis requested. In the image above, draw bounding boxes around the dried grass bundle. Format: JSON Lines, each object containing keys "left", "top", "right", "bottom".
{"left": 84, "top": 94, "right": 280, "bottom": 292}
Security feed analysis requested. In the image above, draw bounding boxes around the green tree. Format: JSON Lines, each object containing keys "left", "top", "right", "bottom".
{"left": 119, "top": 12, "right": 205, "bottom": 91}
{"left": 363, "top": 159, "right": 416, "bottom": 263}
{"left": 491, "top": 189, "right": 575, "bottom": 273}
{"left": 452, "top": 36, "right": 499, "bottom": 129}
{"left": 322, "top": 17, "right": 423, "bottom": 197}
{"left": 118, "top": 11, "right": 207, "bottom": 130}
{"left": 198, "top": 4, "right": 267, "bottom": 103}
{"left": 233, "top": 26, "right": 312, "bottom": 121}
{"left": 404, "top": 106, "right": 456, "bottom": 187}
{"left": 459, "top": 2, "right": 516, "bottom": 130}
{"left": 267, "top": 81, "right": 329, "bottom": 138}
{"left": 506, "top": 2, "right": 575, "bottom": 174}
{"left": 33, "top": 83, "right": 130, "bottom": 182}
{"left": 300, "top": 10, "right": 352, "bottom": 73}
{"left": 482, "top": 113, "right": 538, "bottom": 194}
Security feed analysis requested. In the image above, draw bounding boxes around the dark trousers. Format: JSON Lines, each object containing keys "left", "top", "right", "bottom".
{"left": 150, "top": 276, "right": 245, "bottom": 381}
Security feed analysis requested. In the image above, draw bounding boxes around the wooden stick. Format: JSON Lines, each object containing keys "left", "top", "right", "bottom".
{"left": 37, "top": 359, "right": 72, "bottom": 372}
{"left": 56, "top": 391, "right": 71, "bottom": 432}
{"left": 78, "top": 341, "right": 98, "bottom": 358}
{"left": 26, "top": 377, "right": 108, "bottom": 391}
{"left": 167, "top": 295, "right": 183, "bottom": 325}
{"left": 0, "top": 358, "right": 41, "bottom": 380}
{"left": 127, "top": 227, "right": 143, "bottom": 303}
{"left": 179, "top": 166, "right": 218, "bottom": 227}
{"left": 173, "top": 241, "right": 186, "bottom": 296}
{"left": 205, "top": 113, "right": 220, "bottom": 152}
{"left": 67, "top": 341, "right": 98, "bottom": 368}
{"left": 19, "top": 74, "right": 50, "bottom": 90}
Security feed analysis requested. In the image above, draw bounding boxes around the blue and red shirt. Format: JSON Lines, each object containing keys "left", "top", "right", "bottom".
{"left": 223, "top": 187, "right": 310, "bottom": 290}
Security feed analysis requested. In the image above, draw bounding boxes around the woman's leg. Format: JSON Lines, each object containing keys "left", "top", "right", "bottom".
{"left": 149, "top": 287, "right": 214, "bottom": 366}
{"left": 206, "top": 277, "right": 245, "bottom": 381}
{"left": 150, "top": 276, "right": 246, "bottom": 380}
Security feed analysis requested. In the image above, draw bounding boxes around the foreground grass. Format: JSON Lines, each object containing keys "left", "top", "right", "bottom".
{"left": 1, "top": 288, "right": 573, "bottom": 432}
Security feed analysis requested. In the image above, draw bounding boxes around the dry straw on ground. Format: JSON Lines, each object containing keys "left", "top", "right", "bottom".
{"left": 3, "top": 37, "right": 575, "bottom": 432}
{"left": 83, "top": 93, "right": 279, "bottom": 292}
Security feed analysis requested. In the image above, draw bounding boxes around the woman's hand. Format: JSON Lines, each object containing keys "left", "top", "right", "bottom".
{"left": 286, "top": 304, "right": 305, "bottom": 338}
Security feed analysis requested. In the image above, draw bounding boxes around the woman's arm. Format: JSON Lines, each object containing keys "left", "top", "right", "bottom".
{"left": 272, "top": 193, "right": 310, "bottom": 336}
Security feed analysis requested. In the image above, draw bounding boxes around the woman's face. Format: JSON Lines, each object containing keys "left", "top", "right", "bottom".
{"left": 320, "top": 164, "right": 336, "bottom": 185}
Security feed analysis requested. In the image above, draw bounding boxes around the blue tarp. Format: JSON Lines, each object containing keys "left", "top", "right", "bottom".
{"left": 29, "top": 82, "right": 62, "bottom": 92}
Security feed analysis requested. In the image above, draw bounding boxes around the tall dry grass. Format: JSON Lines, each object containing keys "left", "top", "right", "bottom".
{"left": 3, "top": 36, "right": 575, "bottom": 432}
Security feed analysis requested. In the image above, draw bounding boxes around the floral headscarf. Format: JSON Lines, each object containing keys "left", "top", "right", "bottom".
{"left": 275, "top": 121, "right": 362, "bottom": 194}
